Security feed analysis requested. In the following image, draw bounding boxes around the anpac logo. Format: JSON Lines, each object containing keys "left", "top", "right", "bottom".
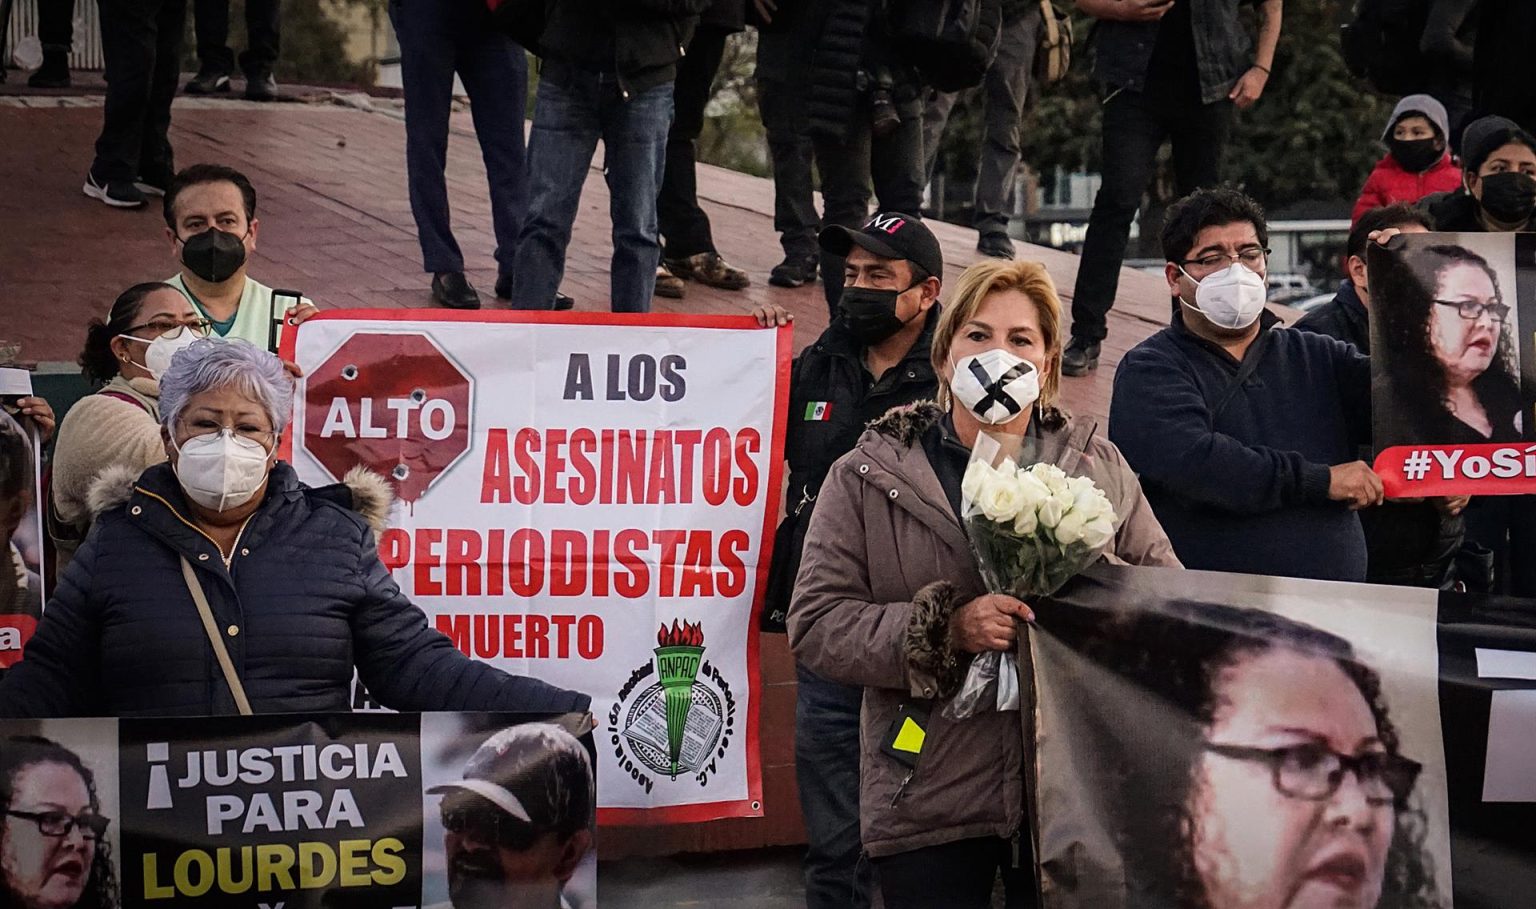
{"left": 0, "top": 615, "right": 36, "bottom": 669}
{"left": 866, "top": 213, "right": 907, "bottom": 235}
{"left": 607, "top": 620, "right": 737, "bottom": 794}
{"left": 303, "top": 331, "right": 473, "bottom": 504}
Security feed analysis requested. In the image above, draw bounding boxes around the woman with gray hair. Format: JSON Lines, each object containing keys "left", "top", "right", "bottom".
{"left": 0, "top": 339, "right": 588, "bottom": 718}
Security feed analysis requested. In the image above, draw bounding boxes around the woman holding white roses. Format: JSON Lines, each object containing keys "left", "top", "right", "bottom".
{"left": 788, "top": 258, "right": 1180, "bottom": 908}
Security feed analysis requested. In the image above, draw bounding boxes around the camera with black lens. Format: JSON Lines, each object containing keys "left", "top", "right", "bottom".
{"left": 857, "top": 67, "right": 901, "bottom": 138}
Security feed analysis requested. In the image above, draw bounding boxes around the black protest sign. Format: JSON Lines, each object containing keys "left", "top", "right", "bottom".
{"left": 1029, "top": 564, "right": 1536, "bottom": 909}
{"left": 117, "top": 713, "right": 423, "bottom": 908}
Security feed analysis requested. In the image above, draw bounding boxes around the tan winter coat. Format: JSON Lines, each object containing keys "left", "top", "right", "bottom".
{"left": 787, "top": 402, "right": 1179, "bottom": 858}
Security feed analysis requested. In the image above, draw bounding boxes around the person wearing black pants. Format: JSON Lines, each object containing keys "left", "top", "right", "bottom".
{"left": 654, "top": 1, "right": 750, "bottom": 299}
{"left": 874, "top": 838, "right": 1035, "bottom": 909}
{"left": 83, "top": 0, "right": 185, "bottom": 208}
{"left": 1063, "top": 0, "right": 1282, "bottom": 376}
{"left": 389, "top": 0, "right": 529, "bottom": 311}
{"left": 28, "top": 0, "right": 75, "bottom": 87}
{"left": 754, "top": 0, "right": 822, "bottom": 287}
{"left": 183, "top": 0, "right": 280, "bottom": 100}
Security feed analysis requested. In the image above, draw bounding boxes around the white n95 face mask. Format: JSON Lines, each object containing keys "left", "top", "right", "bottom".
{"left": 950, "top": 348, "right": 1041, "bottom": 424}
{"left": 121, "top": 325, "right": 203, "bottom": 380}
{"left": 173, "top": 429, "right": 272, "bottom": 512}
{"left": 1181, "top": 262, "right": 1268, "bottom": 330}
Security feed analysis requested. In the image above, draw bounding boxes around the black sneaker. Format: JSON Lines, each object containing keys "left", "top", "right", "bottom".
{"left": 244, "top": 71, "right": 278, "bottom": 102}
{"left": 768, "top": 254, "right": 818, "bottom": 288}
{"left": 1061, "top": 337, "right": 1101, "bottom": 377}
{"left": 82, "top": 171, "right": 146, "bottom": 209}
{"left": 554, "top": 292, "right": 574, "bottom": 311}
{"left": 977, "top": 232, "right": 1015, "bottom": 259}
{"left": 184, "top": 70, "right": 231, "bottom": 94}
{"left": 134, "top": 172, "right": 172, "bottom": 198}
{"left": 27, "top": 51, "right": 71, "bottom": 89}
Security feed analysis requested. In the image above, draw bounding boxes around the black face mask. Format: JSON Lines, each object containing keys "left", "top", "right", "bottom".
{"left": 1478, "top": 172, "right": 1536, "bottom": 225}
{"left": 840, "top": 282, "right": 922, "bottom": 344}
{"left": 1388, "top": 137, "right": 1441, "bottom": 173}
{"left": 179, "top": 228, "right": 248, "bottom": 283}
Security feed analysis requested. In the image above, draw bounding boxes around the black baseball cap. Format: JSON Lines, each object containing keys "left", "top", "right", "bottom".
{"left": 427, "top": 723, "right": 594, "bottom": 835}
{"left": 819, "top": 212, "right": 944, "bottom": 280}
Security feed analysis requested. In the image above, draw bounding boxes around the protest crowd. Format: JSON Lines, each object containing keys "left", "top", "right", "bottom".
{"left": 3, "top": 0, "right": 1536, "bottom": 907}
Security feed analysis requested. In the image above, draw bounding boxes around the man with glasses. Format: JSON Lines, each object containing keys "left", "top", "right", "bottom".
{"left": 161, "top": 164, "right": 318, "bottom": 352}
{"left": 1108, "top": 186, "right": 1383, "bottom": 582}
{"left": 426, "top": 723, "right": 594, "bottom": 909}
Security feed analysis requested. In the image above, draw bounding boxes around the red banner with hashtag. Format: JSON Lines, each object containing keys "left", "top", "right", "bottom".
{"left": 1375, "top": 443, "right": 1536, "bottom": 497}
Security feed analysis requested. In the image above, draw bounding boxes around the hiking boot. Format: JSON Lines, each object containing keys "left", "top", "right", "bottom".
{"left": 82, "top": 171, "right": 146, "bottom": 209}
{"left": 977, "top": 231, "right": 1015, "bottom": 259}
{"left": 244, "top": 70, "right": 278, "bottom": 102}
{"left": 27, "top": 50, "right": 71, "bottom": 88}
{"left": 1061, "top": 337, "right": 1101, "bottom": 377}
{"left": 769, "top": 254, "right": 818, "bottom": 288}
{"left": 666, "top": 251, "right": 751, "bottom": 291}
{"left": 654, "top": 264, "right": 686, "bottom": 299}
{"left": 184, "top": 69, "right": 231, "bottom": 94}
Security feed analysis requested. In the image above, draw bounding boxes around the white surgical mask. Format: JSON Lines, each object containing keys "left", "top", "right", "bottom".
{"left": 121, "top": 326, "right": 203, "bottom": 380}
{"left": 172, "top": 428, "right": 272, "bottom": 512}
{"left": 1179, "top": 262, "right": 1268, "bottom": 330}
{"left": 950, "top": 348, "right": 1041, "bottom": 424}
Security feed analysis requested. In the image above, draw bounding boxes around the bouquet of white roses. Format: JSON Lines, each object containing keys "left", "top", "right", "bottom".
{"left": 945, "top": 442, "right": 1119, "bottom": 719}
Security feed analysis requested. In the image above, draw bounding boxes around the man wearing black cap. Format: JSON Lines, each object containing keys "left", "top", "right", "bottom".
{"left": 753, "top": 210, "right": 941, "bottom": 909}
{"left": 427, "top": 723, "right": 594, "bottom": 909}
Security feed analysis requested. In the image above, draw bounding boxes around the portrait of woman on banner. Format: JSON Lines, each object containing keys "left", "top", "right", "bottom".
{"left": 1373, "top": 240, "right": 1524, "bottom": 449}
{"left": 0, "top": 735, "right": 118, "bottom": 909}
{"left": 1064, "top": 600, "right": 1445, "bottom": 909}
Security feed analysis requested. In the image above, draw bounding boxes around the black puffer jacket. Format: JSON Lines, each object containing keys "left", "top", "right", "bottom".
{"left": 0, "top": 462, "right": 589, "bottom": 718}
{"left": 539, "top": 0, "right": 712, "bottom": 96}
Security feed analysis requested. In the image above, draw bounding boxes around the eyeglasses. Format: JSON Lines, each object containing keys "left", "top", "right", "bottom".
{"left": 122, "top": 320, "right": 214, "bottom": 340}
{"left": 441, "top": 802, "right": 543, "bottom": 851}
{"left": 1179, "top": 248, "right": 1271, "bottom": 271}
{"left": 1204, "top": 742, "right": 1421, "bottom": 806}
{"left": 5, "top": 809, "right": 110, "bottom": 840}
{"left": 1434, "top": 299, "right": 1511, "bottom": 323}
{"left": 175, "top": 418, "right": 277, "bottom": 449}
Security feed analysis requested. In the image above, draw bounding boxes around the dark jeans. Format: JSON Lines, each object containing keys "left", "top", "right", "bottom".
{"left": 657, "top": 25, "right": 730, "bottom": 260}
{"left": 757, "top": 64, "right": 819, "bottom": 259}
{"left": 1069, "top": 88, "right": 1233, "bottom": 344}
{"left": 37, "top": 0, "right": 76, "bottom": 51}
{"left": 192, "top": 0, "right": 278, "bottom": 76}
{"left": 813, "top": 100, "right": 925, "bottom": 314}
{"left": 794, "top": 664, "right": 870, "bottom": 909}
{"left": 92, "top": 0, "right": 185, "bottom": 183}
{"left": 388, "top": 0, "right": 527, "bottom": 275}
{"left": 874, "top": 836, "right": 1037, "bottom": 909}
{"left": 511, "top": 64, "right": 673, "bottom": 313}
{"left": 921, "top": 8, "right": 1042, "bottom": 235}
{"left": 1463, "top": 495, "right": 1536, "bottom": 596}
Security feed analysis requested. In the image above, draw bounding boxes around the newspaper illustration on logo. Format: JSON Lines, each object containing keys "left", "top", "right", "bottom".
{"left": 612, "top": 619, "right": 737, "bottom": 791}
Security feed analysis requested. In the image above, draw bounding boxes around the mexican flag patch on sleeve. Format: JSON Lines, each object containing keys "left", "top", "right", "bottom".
{"left": 804, "top": 401, "right": 833, "bottom": 421}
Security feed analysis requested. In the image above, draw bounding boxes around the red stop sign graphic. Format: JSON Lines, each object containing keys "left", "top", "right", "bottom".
{"left": 304, "top": 332, "right": 473, "bottom": 504}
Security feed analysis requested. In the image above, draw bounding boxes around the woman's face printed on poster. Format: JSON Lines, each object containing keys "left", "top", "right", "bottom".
{"left": 1426, "top": 260, "right": 1506, "bottom": 388}
{"left": 1, "top": 760, "right": 97, "bottom": 909}
{"left": 1187, "top": 647, "right": 1405, "bottom": 909}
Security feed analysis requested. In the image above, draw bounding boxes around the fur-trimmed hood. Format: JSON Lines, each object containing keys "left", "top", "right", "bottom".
{"left": 86, "top": 462, "right": 394, "bottom": 537}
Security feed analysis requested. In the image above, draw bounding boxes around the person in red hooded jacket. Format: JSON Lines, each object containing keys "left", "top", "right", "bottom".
{"left": 1352, "top": 94, "right": 1462, "bottom": 224}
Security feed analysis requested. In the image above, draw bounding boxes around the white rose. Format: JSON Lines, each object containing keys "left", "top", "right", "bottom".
{"left": 1013, "top": 503, "right": 1039, "bottom": 535}
{"left": 1040, "top": 467, "right": 1071, "bottom": 496}
{"left": 1072, "top": 487, "right": 1114, "bottom": 523}
{"left": 1080, "top": 517, "right": 1116, "bottom": 550}
{"left": 1054, "top": 509, "right": 1088, "bottom": 545}
{"left": 1016, "top": 472, "right": 1052, "bottom": 511}
{"left": 1037, "top": 494, "right": 1066, "bottom": 529}
{"left": 1066, "top": 475, "right": 1097, "bottom": 497}
{"left": 978, "top": 472, "right": 1028, "bottom": 522}
{"left": 961, "top": 460, "right": 993, "bottom": 506}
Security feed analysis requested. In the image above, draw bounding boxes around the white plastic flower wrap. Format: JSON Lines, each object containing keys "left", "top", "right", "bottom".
{"left": 945, "top": 432, "right": 1120, "bottom": 720}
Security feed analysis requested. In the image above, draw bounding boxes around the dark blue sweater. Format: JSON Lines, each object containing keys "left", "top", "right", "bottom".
{"left": 1109, "top": 312, "right": 1373, "bottom": 582}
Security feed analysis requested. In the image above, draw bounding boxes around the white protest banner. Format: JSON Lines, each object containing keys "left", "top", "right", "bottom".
{"left": 283, "top": 311, "right": 789, "bottom": 823}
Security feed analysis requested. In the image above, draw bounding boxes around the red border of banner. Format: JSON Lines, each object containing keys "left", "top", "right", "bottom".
{"left": 281, "top": 309, "right": 790, "bottom": 825}
{"left": 1375, "top": 442, "right": 1536, "bottom": 497}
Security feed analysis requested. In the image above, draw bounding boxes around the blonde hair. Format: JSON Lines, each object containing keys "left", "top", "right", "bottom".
{"left": 931, "top": 259, "right": 1065, "bottom": 412}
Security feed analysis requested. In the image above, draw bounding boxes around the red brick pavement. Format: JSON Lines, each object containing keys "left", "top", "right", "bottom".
{"left": 0, "top": 93, "right": 1174, "bottom": 856}
{"left": 0, "top": 94, "right": 1174, "bottom": 422}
